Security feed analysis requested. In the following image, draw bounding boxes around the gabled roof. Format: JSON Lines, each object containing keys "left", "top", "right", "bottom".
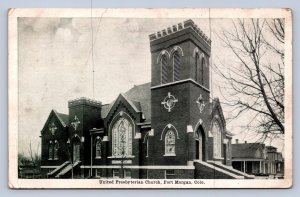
{"left": 41, "top": 109, "right": 69, "bottom": 134}
{"left": 124, "top": 82, "right": 151, "bottom": 122}
{"left": 101, "top": 82, "right": 151, "bottom": 122}
{"left": 101, "top": 103, "right": 113, "bottom": 118}
{"left": 266, "top": 146, "right": 277, "bottom": 153}
{"left": 55, "top": 111, "right": 69, "bottom": 127}
{"left": 232, "top": 143, "right": 265, "bottom": 159}
{"left": 210, "top": 97, "right": 227, "bottom": 129}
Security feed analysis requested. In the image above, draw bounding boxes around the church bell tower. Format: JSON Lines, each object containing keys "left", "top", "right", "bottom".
{"left": 149, "top": 19, "right": 212, "bottom": 167}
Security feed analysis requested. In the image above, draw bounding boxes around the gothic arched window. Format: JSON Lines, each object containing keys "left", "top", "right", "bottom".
{"left": 173, "top": 51, "right": 181, "bottom": 81}
{"left": 95, "top": 139, "right": 101, "bottom": 158}
{"left": 195, "top": 53, "right": 199, "bottom": 82}
{"left": 53, "top": 141, "right": 59, "bottom": 160}
{"left": 48, "top": 141, "right": 53, "bottom": 160}
{"left": 200, "top": 57, "right": 205, "bottom": 85}
{"left": 112, "top": 117, "right": 133, "bottom": 156}
{"left": 165, "top": 130, "right": 176, "bottom": 155}
{"left": 161, "top": 55, "right": 168, "bottom": 84}
{"left": 212, "top": 120, "right": 222, "bottom": 158}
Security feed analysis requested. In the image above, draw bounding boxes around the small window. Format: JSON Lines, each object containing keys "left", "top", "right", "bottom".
{"left": 113, "top": 169, "right": 119, "bottom": 178}
{"left": 146, "top": 170, "right": 149, "bottom": 179}
{"left": 124, "top": 169, "right": 132, "bottom": 179}
{"left": 96, "top": 169, "right": 101, "bottom": 178}
{"left": 95, "top": 139, "right": 101, "bottom": 158}
{"left": 165, "top": 130, "right": 176, "bottom": 156}
{"left": 165, "top": 170, "right": 175, "bottom": 179}
{"left": 53, "top": 141, "right": 59, "bottom": 160}
{"left": 48, "top": 141, "right": 53, "bottom": 160}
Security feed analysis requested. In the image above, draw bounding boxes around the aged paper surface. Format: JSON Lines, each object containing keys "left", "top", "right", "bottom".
{"left": 8, "top": 8, "right": 292, "bottom": 188}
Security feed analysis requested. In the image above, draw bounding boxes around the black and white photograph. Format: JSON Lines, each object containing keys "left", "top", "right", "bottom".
{"left": 8, "top": 8, "right": 292, "bottom": 188}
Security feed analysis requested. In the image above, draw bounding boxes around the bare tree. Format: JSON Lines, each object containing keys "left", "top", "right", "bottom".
{"left": 27, "top": 140, "right": 41, "bottom": 167}
{"left": 215, "top": 19, "right": 284, "bottom": 142}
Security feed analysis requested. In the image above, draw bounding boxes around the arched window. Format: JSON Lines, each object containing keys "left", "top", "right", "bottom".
{"left": 200, "top": 57, "right": 205, "bottom": 85}
{"left": 48, "top": 141, "right": 53, "bottom": 160}
{"left": 95, "top": 139, "right": 101, "bottom": 158}
{"left": 173, "top": 51, "right": 181, "bottom": 81}
{"left": 165, "top": 130, "right": 176, "bottom": 155}
{"left": 195, "top": 52, "right": 206, "bottom": 85}
{"left": 161, "top": 55, "right": 168, "bottom": 84}
{"left": 212, "top": 120, "right": 222, "bottom": 158}
{"left": 53, "top": 141, "right": 59, "bottom": 160}
{"left": 112, "top": 117, "right": 133, "bottom": 156}
{"left": 195, "top": 53, "right": 199, "bottom": 82}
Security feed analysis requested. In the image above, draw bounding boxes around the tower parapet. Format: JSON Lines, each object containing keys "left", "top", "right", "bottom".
{"left": 68, "top": 97, "right": 102, "bottom": 108}
{"left": 149, "top": 19, "right": 211, "bottom": 45}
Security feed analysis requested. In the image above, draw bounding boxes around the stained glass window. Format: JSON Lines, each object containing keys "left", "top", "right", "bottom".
{"left": 212, "top": 121, "right": 222, "bottom": 158}
{"left": 95, "top": 139, "right": 101, "bottom": 158}
{"left": 165, "top": 130, "right": 176, "bottom": 155}
{"left": 112, "top": 117, "right": 133, "bottom": 156}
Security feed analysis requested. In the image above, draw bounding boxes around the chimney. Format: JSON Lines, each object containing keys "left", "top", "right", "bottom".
{"left": 235, "top": 139, "right": 239, "bottom": 144}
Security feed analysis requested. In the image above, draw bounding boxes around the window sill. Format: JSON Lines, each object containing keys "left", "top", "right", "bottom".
{"left": 108, "top": 155, "right": 135, "bottom": 159}
{"left": 95, "top": 157, "right": 102, "bottom": 159}
{"left": 213, "top": 157, "right": 224, "bottom": 160}
{"left": 163, "top": 154, "right": 176, "bottom": 157}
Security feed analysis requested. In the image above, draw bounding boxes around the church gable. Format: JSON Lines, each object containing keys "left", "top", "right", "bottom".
{"left": 41, "top": 109, "right": 68, "bottom": 136}
{"left": 104, "top": 94, "right": 143, "bottom": 126}
{"left": 211, "top": 98, "right": 226, "bottom": 130}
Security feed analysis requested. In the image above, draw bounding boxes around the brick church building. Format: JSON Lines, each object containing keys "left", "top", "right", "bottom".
{"left": 40, "top": 19, "right": 254, "bottom": 179}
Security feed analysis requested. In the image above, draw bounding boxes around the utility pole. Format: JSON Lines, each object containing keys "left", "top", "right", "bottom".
{"left": 119, "top": 122, "right": 127, "bottom": 179}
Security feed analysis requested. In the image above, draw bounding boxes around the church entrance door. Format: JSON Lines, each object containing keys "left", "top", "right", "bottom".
{"left": 195, "top": 126, "right": 205, "bottom": 161}
{"left": 196, "top": 140, "right": 200, "bottom": 159}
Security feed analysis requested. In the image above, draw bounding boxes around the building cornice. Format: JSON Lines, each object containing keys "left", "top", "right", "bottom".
{"left": 151, "top": 78, "right": 210, "bottom": 92}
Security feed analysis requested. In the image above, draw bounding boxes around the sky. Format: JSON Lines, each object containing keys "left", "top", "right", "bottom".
{"left": 17, "top": 17, "right": 285, "bottom": 157}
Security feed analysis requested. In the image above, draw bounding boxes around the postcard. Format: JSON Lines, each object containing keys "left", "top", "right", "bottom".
{"left": 8, "top": 8, "right": 292, "bottom": 188}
